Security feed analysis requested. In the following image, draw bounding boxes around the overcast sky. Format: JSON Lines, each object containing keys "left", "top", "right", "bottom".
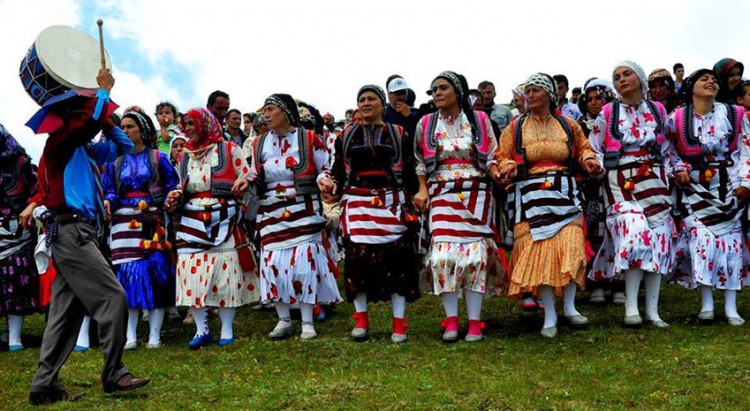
{"left": 1, "top": 0, "right": 747, "bottom": 160}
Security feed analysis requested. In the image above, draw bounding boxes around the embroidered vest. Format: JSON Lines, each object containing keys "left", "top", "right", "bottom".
{"left": 341, "top": 123, "right": 405, "bottom": 187}
{"left": 419, "top": 110, "right": 491, "bottom": 176}
{"left": 672, "top": 103, "right": 743, "bottom": 169}
{"left": 179, "top": 141, "right": 238, "bottom": 198}
{"left": 252, "top": 128, "right": 320, "bottom": 196}
{"left": 114, "top": 149, "right": 165, "bottom": 205}
{"left": 601, "top": 100, "right": 666, "bottom": 168}
{"left": 0, "top": 155, "right": 30, "bottom": 213}
{"left": 510, "top": 113, "right": 576, "bottom": 179}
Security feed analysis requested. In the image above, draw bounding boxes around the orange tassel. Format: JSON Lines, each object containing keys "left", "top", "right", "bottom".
{"left": 202, "top": 212, "right": 211, "bottom": 223}
{"left": 623, "top": 180, "right": 635, "bottom": 191}
{"left": 702, "top": 169, "right": 714, "bottom": 182}
{"left": 137, "top": 200, "right": 148, "bottom": 211}
{"left": 457, "top": 192, "right": 466, "bottom": 201}
{"left": 128, "top": 220, "right": 141, "bottom": 229}
{"left": 282, "top": 210, "right": 291, "bottom": 219}
{"left": 141, "top": 240, "right": 151, "bottom": 249}
{"left": 541, "top": 181, "right": 553, "bottom": 190}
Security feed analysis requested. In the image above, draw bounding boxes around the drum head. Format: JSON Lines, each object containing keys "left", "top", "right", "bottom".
{"left": 36, "top": 25, "right": 112, "bottom": 90}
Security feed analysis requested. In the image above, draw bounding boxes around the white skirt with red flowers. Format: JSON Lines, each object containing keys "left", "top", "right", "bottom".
{"left": 176, "top": 235, "right": 259, "bottom": 308}
{"left": 589, "top": 201, "right": 676, "bottom": 280}
{"left": 669, "top": 216, "right": 748, "bottom": 290}
{"left": 258, "top": 232, "right": 342, "bottom": 305}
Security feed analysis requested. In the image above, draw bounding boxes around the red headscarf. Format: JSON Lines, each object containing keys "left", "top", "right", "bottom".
{"left": 182, "top": 107, "right": 223, "bottom": 153}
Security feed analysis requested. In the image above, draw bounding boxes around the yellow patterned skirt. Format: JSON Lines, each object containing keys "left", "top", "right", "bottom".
{"left": 507, "top": 216, "right": 586, "bottom": 298}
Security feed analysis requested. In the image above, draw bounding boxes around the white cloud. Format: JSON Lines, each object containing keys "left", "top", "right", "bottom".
{"left": 2, "top": 0, "right": 749, "bottom": 161}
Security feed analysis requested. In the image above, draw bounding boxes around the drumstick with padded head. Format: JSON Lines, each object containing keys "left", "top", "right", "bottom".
{"left": 97, "top": 19, "right": 105, "bottom": 70}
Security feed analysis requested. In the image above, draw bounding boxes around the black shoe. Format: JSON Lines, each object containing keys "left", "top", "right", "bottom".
{"left": 29, "top": 390, "right": 85, "bottom": 406}
{"left": 104, "top": 374, "right": 151, "bottom": 394}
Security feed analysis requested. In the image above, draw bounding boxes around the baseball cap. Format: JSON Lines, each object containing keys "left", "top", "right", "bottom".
{"left": 387, "top": 77, "right": 409, "bottom": 93}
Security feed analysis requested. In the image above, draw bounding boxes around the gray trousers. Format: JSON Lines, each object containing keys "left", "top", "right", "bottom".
{"left": 30, "top": 221, "right": 129, "bottom": 393}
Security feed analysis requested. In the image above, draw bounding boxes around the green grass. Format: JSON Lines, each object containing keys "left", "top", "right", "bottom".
{"left": 2, "top": 285, "right": 750, "bottom": 410}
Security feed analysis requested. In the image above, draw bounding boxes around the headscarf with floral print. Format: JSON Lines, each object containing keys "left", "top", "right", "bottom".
{"left": 182, "top": 107, "right": 224, "bottom": 153}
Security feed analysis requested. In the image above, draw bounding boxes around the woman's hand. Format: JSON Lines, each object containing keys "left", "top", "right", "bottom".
{"left": 734, "top": 186, "right": 750, "bottom": 204}
{"left": 232, "top": 179, "right": 250, "bottom": 198}
{"left": 165, "top": 190, "right": 181, "bottom": 212}
{"left": 103, "top": 200, "right": 111, "bottom": 221}
{"left": 19, "top": 202, "right": 37, "bottom": 229}
{"left": 413, "top": 187, "right": 430, "bottom": 212}
{"left": 583, "top": 158, "right": 604, "bottom": 177}
{"left": 673, "top": 170, "right": 691, "bottom": 188}
{"left": 318, "top": 177, "right": 337, "bottom": 196}
{"left": 497, "top": 162, "right": 518, "bottom": 182}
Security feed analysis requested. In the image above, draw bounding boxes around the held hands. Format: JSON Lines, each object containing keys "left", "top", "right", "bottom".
{"left": 165, "top": 190, "right": 181, "bottom": 212}
{"left": 583, "top": 158, "right": 604, "bottom": 177}
{"left": 318, "top": 177, "right": 337, "bottom": 196}
{"left": 673, "top": 170, "right": 691, "bottom": 188}
{"left": 19, "top": 202, "right": 37, "bottom": 229}
{"left": 96, "top": 69, "right": 115, "bottom": 92}
{"left": 232, "top": 179, "right": 250, "bottom": 198}
{"left": 103, "top": 200, "right": 111, "bottom": 221}
{"left": 412, "top": 187, "right": 430, "bottom": 212}
{"left": 495, "top": 163, "right": 518, "bottom": 183}
{"left": 734, "top": 186, "right": 750, "bottom": 205}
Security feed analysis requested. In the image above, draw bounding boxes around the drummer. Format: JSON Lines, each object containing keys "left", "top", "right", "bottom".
{"left": 23, "top": 69, "right": 151, "bottom": 405}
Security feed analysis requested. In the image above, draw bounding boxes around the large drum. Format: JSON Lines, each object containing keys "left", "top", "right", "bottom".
{"left": 19, "top": 25, "right": 112, "bottom": 106}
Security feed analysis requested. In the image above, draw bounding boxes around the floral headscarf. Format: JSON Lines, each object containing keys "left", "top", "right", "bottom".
{"left": 182, "top": 107, "right": 223, "bottom": 153}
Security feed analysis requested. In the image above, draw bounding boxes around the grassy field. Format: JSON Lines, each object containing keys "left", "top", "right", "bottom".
{"left": 2, "top": 284, "right": 750, "bottom": 410}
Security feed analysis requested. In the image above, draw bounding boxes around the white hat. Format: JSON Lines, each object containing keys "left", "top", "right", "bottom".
{"left": 387, "top": 77, "right": 409, "bottom": 93}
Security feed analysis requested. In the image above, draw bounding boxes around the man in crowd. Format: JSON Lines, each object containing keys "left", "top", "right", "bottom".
{"left": 553, "top": 74, "right": 582, "bottom": 120}
{"left": 478, "top": 80, "right": 513, "bottom": 132}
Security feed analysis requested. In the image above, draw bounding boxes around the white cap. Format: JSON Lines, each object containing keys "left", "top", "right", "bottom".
{"left": 387, "top": 77, "right": 409, "bottom": 93}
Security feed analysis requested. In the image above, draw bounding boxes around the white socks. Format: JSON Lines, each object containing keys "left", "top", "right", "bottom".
{"left": 274, "top": 302, "right": 292, "bottom": 330}
{"left": 465, "top": 290, "right": 483, "bottom": 321}
{"left": 391, "top": 294, "right": 406, "bottom": 318}
{"left": 539, "top": 286, "right": 557, "bottom": 329}
{"left": 700, "top": 286, "right": 714, "bottom": 313}
{"left": 7, "top": 314, "right": 23, "bottom": 347}
{"left": 147, "top": 308, "right": 165, "bottom": 346}
{"left": 300, "top": 303, "right": 315, "bottom": 334}
{"left": 725, "top": 289, "right": 741, "bottom": 319}
{"left": 624, "top": 268, "right": 644, "bottom": 317}
{"left": 354, "top": 293, "right": 368, "bottom": 313}
{"left": 218, "top": 307, "right": 235, "bottom": 340}
{"left": 563, "top": 283, "right": 580, "bottom": 318}
{"left": 191, "top": 307, "right": 209, "bottom": 337}
{"left": 127, "top": 308, "right": 139, "bottom": 345}
{"left": 643, "top": 272, "right": 663, "bottom": 321}
{"left": 441, "top": 291, "right": 459, "bottom": 318}
{"left": 76, "top": 315, "right": 91, "bottom": 348}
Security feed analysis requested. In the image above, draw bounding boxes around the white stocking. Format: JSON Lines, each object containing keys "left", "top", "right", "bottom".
{"left": 700, "top": 285, "right": 714, "bottom": 313}
{"left": 391, "top": 294, "right": 406, "bottom": 318}
{"left": 218, "top": 307, "right": 235, "bottom": 340}
{"left": 465, "top": 290, "right": 483, "bottom": 321}
{"left": 441, "top": 291, "right": 459, "bottom": 318}
{"left": 76, "top": 315, "right": 91, "bottom": 348}
{"left": 191, "top": 307, "right": 209, "bottom": 337}
{"left": 725, "top": 289, "right": 741, "bottom": 319}
{"left": 563, "top": 283, "right": 580, "bottom": 317}
{"left": 354, "top": 293, "right": 368, "bottom": 313}
{"left": 300, "top": 303, "right": 315, "bottom": 334}
{"left": 7, "top": 314, "right": 23, "bottom": 347}
{"left": 274, "top": 302, "right": 292, "bottom": 330}
{"left": 643, "top": 272, "right": 663, "bottom": 321}
{"left": 147, "top": 308, "right": 165, "bottom": 346}
{"left": 624, "top": 268, "right": 643, "bottom": 317}
{"left": 539, "top": 286, "right": 557, "bottom": 329}
{"left": 127, "top": 308, "right": 139, "bottom": 344}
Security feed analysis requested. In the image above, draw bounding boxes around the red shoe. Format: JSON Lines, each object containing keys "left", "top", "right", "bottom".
{"left": 521, "top": 297, "right": 537, "bottom": 311}
{"left": 440, "top": 316, "right": 459, "bottom": 343}
{"left": 351, "top": 312, "right": 369, "bottom": 341}
{"left": 466, "top": 319, "right": 485, "bottom": 342}
{"left": 391, "top": 317, "right": 408, "bottom": 343}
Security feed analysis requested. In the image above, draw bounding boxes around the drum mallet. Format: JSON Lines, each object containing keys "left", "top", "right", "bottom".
{"left": 97, "top": 19, "right": 106, "bottom": 69}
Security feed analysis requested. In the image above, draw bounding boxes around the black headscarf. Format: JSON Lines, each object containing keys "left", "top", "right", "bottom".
{"left": 123, "top": 110, "right": 157, "bottom": 149}
{"left": 264, "top": 94, "right": 300, "bottom": 127}
{"left": 357, "top": 84, "right": 387, "bottom": 108}
{"left": 432, "top": 71, "right": 478, "bottom": 138}
{"left": 0, "top": 123, "right": 27, "bottom": 160}
{"left": 678, "top": 68, "right": 718, "bottom": 104}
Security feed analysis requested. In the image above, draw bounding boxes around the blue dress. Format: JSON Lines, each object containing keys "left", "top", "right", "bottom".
{"left": 103, "top": 149, "right": 180, "bottom": 309}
